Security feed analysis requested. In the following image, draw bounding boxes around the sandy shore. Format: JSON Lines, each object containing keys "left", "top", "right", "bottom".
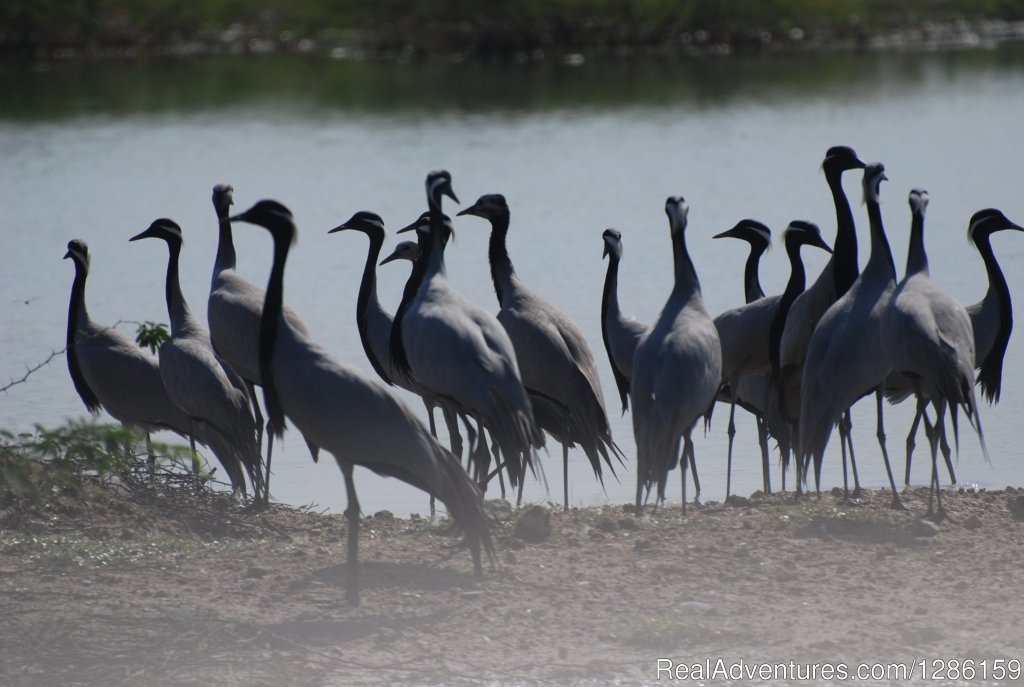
{"left": 2, "top": 481, "right": 1024, "bottom": 686}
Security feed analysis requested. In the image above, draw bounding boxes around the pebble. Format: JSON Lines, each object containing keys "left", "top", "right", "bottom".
{"left": 911, "top": 519, "right": 941, "bottom": 537}
{"left": 514, "top": 505, "right": 551, "bottom": 542}
{"left": 963, "top": 514, "right": 983, "bottom": 530}
{"left": 245, "top": 565, "right": 269, "bottom": 579}
{"left": 595, "top": 517, "right": 618, "bottom": 533}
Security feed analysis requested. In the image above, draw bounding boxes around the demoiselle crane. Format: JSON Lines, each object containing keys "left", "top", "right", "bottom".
{"left": 631, "top": 196, "right": 721, "bottom": 515}
{"left": 883, "top": 189, "right": 986, "bottom": 517}
{"left": 389, "top": 172, "right": 543, "bottom": 496}
{"left": 799, "top": 163, "right": 903, "bottom": 507}
{"left": 207, "top": 183, "right": 311, "bottom": 505}
{"left": 458, "top": 193, "right": 620, "bottom": 511}
{"left": 599, "top": 228, "right": 648, "bottom": 415}
{"left": 64, "top": 239, "right": 200, "bottom": 459}
{"left": 130, "top": 220, "right": 262, "bottom": 497}
{"left": 230, "top": 198, "right": 493, "bottom": 605}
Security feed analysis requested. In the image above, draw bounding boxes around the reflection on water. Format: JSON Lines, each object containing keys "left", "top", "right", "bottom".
{"left": 2, "top": 47, "right": 1024, "bottom": 515}
{"left": 2, "top": 45, "right": 1024, "bottom": 120}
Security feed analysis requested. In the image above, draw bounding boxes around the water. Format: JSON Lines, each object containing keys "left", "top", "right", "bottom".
{"left": 3, "top": 49, "right": 1024, "bottom": 516}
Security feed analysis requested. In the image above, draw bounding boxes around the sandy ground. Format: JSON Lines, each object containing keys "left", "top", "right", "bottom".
{"left": 3, "top": 479, "right": 1024, "bottom": 687}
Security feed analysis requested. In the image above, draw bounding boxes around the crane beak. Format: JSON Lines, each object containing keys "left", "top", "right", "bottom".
{"left": 379, "top": 247, "right": 404, "bottom": 265}
{"left": 813, "top": 235, "right": 834, "bottom": 254}
{"left": 128, "top": 228, "right": 152, "bottom": 242}
{"left": 602, "top": 242, "right": 610, "bottom": 259}
{"left": 712, "top": 229, "right": 734, "bottom": 239}
{"left": 63, "top": 250, "right": 72, "bottom": 260}
{"left": 396, "top": 219, "right": 418, "bottom": 234}
{"left": 456, "top": 201, "right": 484, "bottom": 219}
{"left": 442, "top": 184, "right": 459, "bottom": 205}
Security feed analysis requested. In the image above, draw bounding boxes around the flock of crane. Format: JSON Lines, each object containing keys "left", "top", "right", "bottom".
{"left": 63, "top": 146, "right": 1022, "bottom": 604}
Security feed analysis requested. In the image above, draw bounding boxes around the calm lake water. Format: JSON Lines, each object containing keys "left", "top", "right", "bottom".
{"left": 2, "top": 48, "right": 1024, "bottom": 515}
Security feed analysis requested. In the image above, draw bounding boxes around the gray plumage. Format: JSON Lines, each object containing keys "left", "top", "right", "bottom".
{"left": 391, "top": 173, "right": 542, "bottom": 491}
{"left": 883, "top": 189, "right": 985, "bottom": 515}
{"left": 230, "top": 198, "right": 492, "bottom": 606}
{"left": 966, "top": 209, "right": 1024, "bottom": 402}
{"left": 130, "top": 219, "right": 262, "bottom": 496}
{"left": 631, "top": 197, "right": 722, "bottom": 514}
{"left": 600, "top": 228, "right": 649, "bottom": 414}
{"left": 64, "top": 239, "right": 196, "bottom": 441}
{"left": 459, "top": 193, "right": 619, "bottom": 510}
{"left": 799, "top": 163, "right": 902, "bottom": 502}
{"left": 207, "top": 183, "right": 311, "bottom": 503}
{"left": 207, "top": 184, "right": 308, "bottom": 386}
{"left": 776, "top": 147, "right": 866, "bottom": 426}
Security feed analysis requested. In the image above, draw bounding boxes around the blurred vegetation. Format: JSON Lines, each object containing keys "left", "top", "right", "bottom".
{"left": 0, "top": 421, "right": 194, "bottom": 505}
{"left": 2, "top": 0, "right": 1024, "bottom": 57}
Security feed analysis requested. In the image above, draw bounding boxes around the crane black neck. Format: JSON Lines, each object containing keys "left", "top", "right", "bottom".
{"left": 743, "top": 241, "right": 767, "bottom": 304}
{"left": 162, "top": 239, "right": 193, "bottom": 332}
{"left": 215, "top": 210, "right": 237, "bottom": 272}
{"left": 486, "top": 207, "right": 514, "bottom": 304}
{"left": 671, "top": 229, "right": 701, "bottom": 298}
{"left": 768, "top": 235, "right": 809, "bottom": 373}
{"left": 904, "top": 208, "right": 929, "bottom": 277}
{"left": 258, "top": 231, "right": 291, "bottom": 437}
{"left": 66, "top": 256, "right": 101, "bottom": 413}
{"left": 975, "top": 232, "right": 1013, "bottom": 403}
{"left": 600, "top": 247, "right": 631, "bottom": 413}
{"left": 827, "top": 167, "right": 859, "bottom": 298}
{"left": 865, "top": 194, "right": 896, "bottom": 281}
{"left": 354, "top": 228, "right": 393, "bottom": 385}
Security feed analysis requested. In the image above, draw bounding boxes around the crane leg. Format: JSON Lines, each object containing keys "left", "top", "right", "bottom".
{"left": 424, "top": 401, "right": 438, "bottom": 519}
{"left": 263, "top": 432, "right": 274, "bottom": 508}
{"left": 839, "top": 415, "right": 850, "bottom": 499}
{"left": 680, "top": 435, "right": 692, "bottom": 516}
{"left": 756, "top": 415, "right": 771, "bottom": 495}
{"left": 875, "top": 389, "right": 905, "bottom": 510}
{"left": 145, "top": 432, "right": 156, "bottom": 475}
{"left": 904, "top": 405, "right": 921, "bottom": 486}
{"left": 844, "top": 412, "right": 862, "bottom": 498}
{"left": 725, "top": 396, "right": 737, "bottom": 500}
{"left": 516, "top": 469, "right": 525, "bottom": 507}
{"left": 688, "top": 447, "right": 701, "bottom": 498}
{"left": 938, "top": 421, "right": 956, "bottom": 485}
{"left": 562, "top": 443, "right": 570, "bottom": 512}
{"left": 340, "top": 460, "right": 361, "bottom": 606}
{"left": 921, "top": 402, "right": 940, "bottom": 518}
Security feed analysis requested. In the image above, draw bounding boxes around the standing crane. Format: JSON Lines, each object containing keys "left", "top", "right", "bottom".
{"left": 798, "top": 163, "right": 903, "bottom": 507}
{"left": 631, "top": 196, "right": 721, "bottom": 515}
{"left": 230, "top": 198, "right": 493, "bottom": 605}
{"left": 207, "top": 183, "right": 311, "bottom": 505}
{"left": 458, "top": 193, "right": 620, "bottom": 511}
{"left": 130, "top": 220, "right": 262, "bottom": 497}
{"left": 883, "top": 189, "right": 985, "bottom": 518}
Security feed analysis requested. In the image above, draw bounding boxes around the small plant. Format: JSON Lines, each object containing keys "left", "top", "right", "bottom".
{"left": 1, "top": 421, "right": 160, "bottom": 504}
{"left": 135, "top": 321, "right": 171, "bottom": 354}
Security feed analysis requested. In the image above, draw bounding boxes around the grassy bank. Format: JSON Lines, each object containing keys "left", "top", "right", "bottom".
{"left": 3, "top": 0, "right": 1024, "bottom": 58}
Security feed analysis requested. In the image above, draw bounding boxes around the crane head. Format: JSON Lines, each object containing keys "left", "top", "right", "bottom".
{"left": 130, "top": 218, "right": 184, "bottom": 246}
{"left": 664, "top": 196, "right": 689, "bottom": 237}
{"left": 63, "top": 239, "right": 90, "bottom": 269}
{"left": 602, "top": 228, "right": 623, "bottom": 260}
{"left": 379, "top": 240, "right": 422, "bottom": 266}
{"left": 713, "top": 219, "right": 771, "bottom": 250}
{"left": 783, "top": 220, "right": 832, "bottom": 254}
{"left": 426, "top": 170, "right": 459, "bottom": 208}
{"left": 822, "top": 146, "right": 866, "bottom": 175}
{"left": 457, "top": 194, "right": 508, "bottom": 223}
{"left": 230, "top": 200, "right": 297, "bottom": 246}
{"left": 862, "top": 163, "right": 887, "bottom": 205}
{"left": 212, "top": 184, "right": 234, "bottom": 218}
{"left": 329, "top": 211, "right": 385, "bottom": 237}
{"left": 908, "top": 189, "right": 929, "bottom": 217}
{"left": 968, "top": 208, "right": 1024, "bottom": 244}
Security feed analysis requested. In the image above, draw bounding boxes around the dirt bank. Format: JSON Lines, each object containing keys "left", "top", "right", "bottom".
{"left": 2, "top": 481, "right": 1024, "bottom": 686}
